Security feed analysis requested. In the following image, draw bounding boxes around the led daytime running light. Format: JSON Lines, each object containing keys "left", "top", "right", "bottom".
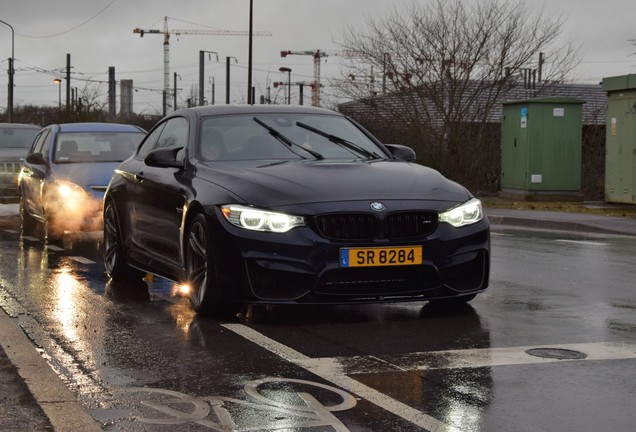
{"left": 221, "top": 205, "right": 305, "bottom": 233}
{"left": 439, "top": 198, "right": 483, "bottom": 228}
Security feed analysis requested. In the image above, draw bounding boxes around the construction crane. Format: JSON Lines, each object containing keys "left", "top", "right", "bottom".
{"left": 134, "top": 16, "right": 272, "bottom": 110}
{"left": 280, "top": 50, "right": 327, "bottom": 107}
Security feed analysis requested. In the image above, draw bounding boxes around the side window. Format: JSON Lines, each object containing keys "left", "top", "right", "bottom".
{"left": 41, "top": 131, "right": 51, "bottom": 160}
{"left": 137, "top": 123, "right": 166, "bottom": 160}
{"left": 31, "top": 130, "right": 50, "bottom": 154}
{"left": 137, "top": 117, "right": 189, "bottom": 160}
{"left": 156, "top": 117, "right": 189, "bottom": 152}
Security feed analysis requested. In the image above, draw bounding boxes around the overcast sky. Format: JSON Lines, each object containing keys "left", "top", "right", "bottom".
{"left": 1, "top": 0, "right": 635, "bottom": 115}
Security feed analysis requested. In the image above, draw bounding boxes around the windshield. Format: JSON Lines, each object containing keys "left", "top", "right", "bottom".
{"left": 54, "top": 131, "right": 144, "bottom": 163}
{"left": 0, "top": 127, "right": 40, "bottom": 149}
{"left": 199, "top": 113, "right": 385, "bottom": 161}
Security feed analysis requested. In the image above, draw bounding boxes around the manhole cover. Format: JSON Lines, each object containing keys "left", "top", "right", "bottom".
{"left": 525, "top": 348, "right": 587, "bottom": 360}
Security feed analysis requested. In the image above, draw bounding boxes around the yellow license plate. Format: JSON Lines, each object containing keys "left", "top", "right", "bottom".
{"left": 339, "top": 246, "right": 422, "bottom": 267}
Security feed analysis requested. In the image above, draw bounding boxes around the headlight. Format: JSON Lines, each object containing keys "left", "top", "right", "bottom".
{"left": 439, "top": 198, "right": 483, "bottom": 228}
{"left": 50, "top": 180, "right": 87, "bottom": 201}
{"left": 221, "top": 205, "right": 305, "bottom": 233}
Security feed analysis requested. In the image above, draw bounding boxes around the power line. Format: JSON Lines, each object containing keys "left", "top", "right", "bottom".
{"left": 15, "top": 0, "right": 117, "bottom": 38}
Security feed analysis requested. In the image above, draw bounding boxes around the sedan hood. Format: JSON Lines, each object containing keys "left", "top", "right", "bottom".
{"left": 198, "top": 160, "right": 470, "bottom": 207}
{"left": 52, "top": 162, "right": 120, "bottom": 188}
{"left": 0, "top": 148, "right": 29, "bottom": 162}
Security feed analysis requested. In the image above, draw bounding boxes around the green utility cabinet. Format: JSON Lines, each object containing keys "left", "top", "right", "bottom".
{"left": 501, "top": 97, "right": 584, "bottom": 200}
{"left": 602, "top": 74, "right": 636, "bottom": 204}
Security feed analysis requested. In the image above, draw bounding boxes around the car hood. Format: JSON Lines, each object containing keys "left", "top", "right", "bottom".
{"left": 198, "top": 160, "right": 471, "bottom": 207}
{"left": 0, "top": 148, "right": 30, "bottom": 162}
{"left": 52, "top": 162, "right": 120, "bottom": 187}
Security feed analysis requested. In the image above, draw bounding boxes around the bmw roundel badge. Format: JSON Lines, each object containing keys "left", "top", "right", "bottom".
{"left": 370, "top": 201, "right": 385, "bottom": 211}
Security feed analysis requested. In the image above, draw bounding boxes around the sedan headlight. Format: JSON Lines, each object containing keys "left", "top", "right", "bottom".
{"left": 55, "top": 180, "right": 86, "bottom": 199}
{"left": 221, "top": 205, "right": 305, "bottom": 233}
{"left": 44, "top": 180, "right": 101, "bottom": 219}
{"left": 439, "top": 198, "right": 483, "bottom": 228}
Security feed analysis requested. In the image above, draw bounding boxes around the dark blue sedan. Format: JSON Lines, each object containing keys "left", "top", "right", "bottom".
{"left": 18, "top": 122, "right": 145, "bottom": 241}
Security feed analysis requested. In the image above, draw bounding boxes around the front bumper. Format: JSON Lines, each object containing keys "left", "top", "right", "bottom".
{"left": 46, "top": 191, "right": 105, "bottom": 233}
{"left": 211, "top": 211, "right": 490, "bottom": 305}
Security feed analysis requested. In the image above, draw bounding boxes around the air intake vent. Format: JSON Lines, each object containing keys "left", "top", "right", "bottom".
{"left": 315, "top": 213, "right": 379, "bottom": 240}
{"left": 385, "top": 212, "right": 438, "bottom": 238}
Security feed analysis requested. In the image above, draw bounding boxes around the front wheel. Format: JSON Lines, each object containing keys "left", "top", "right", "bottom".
{"left": 103, "top": 202, "right": 145, "bottom": 280}
{"left": 186, "top": 214, "right": 223, "bottom": 315}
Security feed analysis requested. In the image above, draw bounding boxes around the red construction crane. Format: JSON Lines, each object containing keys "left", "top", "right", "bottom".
{"left": 134, "top": 17, "right": 272, "bottom": 109}
{"left": 280, "top": 50, "right": 327, "bottom": 107}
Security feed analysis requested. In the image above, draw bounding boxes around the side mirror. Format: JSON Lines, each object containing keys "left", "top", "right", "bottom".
{"left": 384, "top": 144, "right": 416, "bottom": 162}
{"left": 144, "top": 147, "right": 184, "bottom": 168}
{"left": 25, "top": 152, "right": 48, "bottom": 165}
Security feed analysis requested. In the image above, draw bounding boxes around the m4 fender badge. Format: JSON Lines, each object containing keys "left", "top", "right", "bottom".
{"left": 370, "top": 201, "right": 385, "bottom": 211}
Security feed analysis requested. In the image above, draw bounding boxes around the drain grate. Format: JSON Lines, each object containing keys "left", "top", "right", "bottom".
{"left": 525, "top": 348, "right": 587, "bottom": 360}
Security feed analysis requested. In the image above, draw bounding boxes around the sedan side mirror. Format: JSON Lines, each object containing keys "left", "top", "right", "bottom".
{"left": 384, "top": 144, "right": 416, "bottom": 162}
{"left": 25, "top": 152, "right": 48, "bottom": 166}
{"left": 145, "top": 147, "right": 184, "bottom": 169}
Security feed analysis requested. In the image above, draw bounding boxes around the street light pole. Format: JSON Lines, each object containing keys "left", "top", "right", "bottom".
{"left": 247, "top": 0, "right": 253, "bottom": 105}
{"left": 199, "top": 50, "right": 218, "bottom": 106}
{"left": 279, "top": 67, "right": 292, "bottom": 104}
{"left": 209, "top": 76, "right": 215, "bottom": 105}
{"left": 0, "top": 19, "right": 15, "bottom": 122}
{"left": 53, "top": 79, "right": 62, "bottom": 111}
{"left": 226, "top": 56, "right": 237, "bottom": 104}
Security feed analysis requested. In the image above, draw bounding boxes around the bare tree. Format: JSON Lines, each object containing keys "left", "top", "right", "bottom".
{"left": 77, "top": 81, "right": 108, "bottom": 114}
{"left": 334, "top": 0, "right": 579, "bottom": 190}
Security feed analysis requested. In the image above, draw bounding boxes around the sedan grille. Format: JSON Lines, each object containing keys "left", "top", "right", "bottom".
{"left": 315, "top": 214, "right": 378, "bottom": 240}
{"left": 385, "top": 212, "right": 438, "bottom": 238}
{"left": 314, "top": 211, "right": 438, "bottom": 240}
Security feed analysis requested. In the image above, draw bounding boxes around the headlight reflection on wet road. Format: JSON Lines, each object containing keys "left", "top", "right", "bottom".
{"left": 52, "top": 266, "right": 84, "bottom": 342}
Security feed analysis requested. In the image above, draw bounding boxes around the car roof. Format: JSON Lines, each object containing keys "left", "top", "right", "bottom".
{"left": 0, "top": 123, "right": 42, "bottom": 130}
{"left": 172, "top": 104, "right": 344, "bottom": 118}
{"left": 48, "top": 122, "right": 145, "bottom": 133}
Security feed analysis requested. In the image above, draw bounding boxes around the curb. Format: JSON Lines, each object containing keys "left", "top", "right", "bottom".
{"left": 486, "top": 214, "right": 636, "bottom": 237}
{"left": 0, "top": 309, "right": 101, "bottom": 432}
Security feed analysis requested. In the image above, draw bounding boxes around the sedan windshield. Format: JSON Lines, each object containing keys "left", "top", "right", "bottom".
{"left": 199, "top": 113, "right": 385, "bottom": 161}
{"left": 54, "top": 132, "right": 144, "bottom": 163}
{"left": 0, "top": 127, "right": 39, "bottom": 149}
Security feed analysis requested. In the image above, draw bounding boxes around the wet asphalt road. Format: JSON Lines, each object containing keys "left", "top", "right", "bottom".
{"left": 1, "top": 212, "right": 636, "bottom": 432}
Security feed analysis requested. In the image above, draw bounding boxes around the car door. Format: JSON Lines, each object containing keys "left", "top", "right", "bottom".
{"left": 127, "top": 116, "right": 189, "bottom": 268}
{"left": 20, "top": 128, "right": 51, "bottom": 220}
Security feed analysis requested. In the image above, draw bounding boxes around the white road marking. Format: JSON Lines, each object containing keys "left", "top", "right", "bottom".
{"left": 555, "top": 239, "right": 607, "bottom": 246}
{"left": 223, "top": 323, "right": 461, "bottom": 432}
{"left": 69, "top": 256, "right": 96, "bottom": 264}
{"left": 21, "top": 235, "right": 41, "bottom": 242}
{"left": 104, "top": 378, "right": 358, "bottom": 430}
{"left": 223, "top": 324, "right": 636, "bottom": 431}
{"left": 326, "top": 341, "right": 636, "bottom": 373}
{"left": 46, "top": 244, "right": 64, "bottom": 251}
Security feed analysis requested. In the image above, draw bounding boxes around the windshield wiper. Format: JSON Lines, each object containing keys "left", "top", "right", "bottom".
{"left": 253, "top": 117, "right": 324, "bottom": 160}
{"left": 295, "top": 121, "right": 382, "bottom": 160}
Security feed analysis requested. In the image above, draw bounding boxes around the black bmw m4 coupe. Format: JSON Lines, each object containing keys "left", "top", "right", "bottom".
{"left": 103, "top": 105, "right": 489, "bottom": 315}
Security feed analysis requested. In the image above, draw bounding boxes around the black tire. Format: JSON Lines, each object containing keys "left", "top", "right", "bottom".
{"left": 186, "top": 214, "right": 223, "bottom": 315}
{"left": 103, "top": 202, "right": 145, "bottom": 280}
